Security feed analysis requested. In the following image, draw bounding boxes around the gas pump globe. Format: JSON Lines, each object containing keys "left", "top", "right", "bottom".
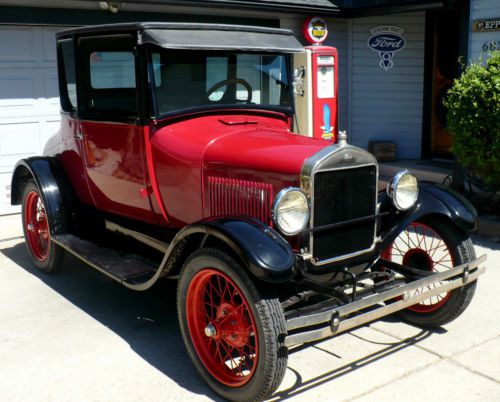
{"left": 293, "top": 16, "right": 339, "bottom": 142}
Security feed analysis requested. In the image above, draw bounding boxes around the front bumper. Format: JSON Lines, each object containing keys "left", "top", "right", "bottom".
{"left": 285, "top": 254, "right": 487, "bottom": 347}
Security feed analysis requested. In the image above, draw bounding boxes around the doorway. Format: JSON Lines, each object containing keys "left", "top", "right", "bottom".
{"left": 422, "top": 8, "right": 464, "bottom": 159}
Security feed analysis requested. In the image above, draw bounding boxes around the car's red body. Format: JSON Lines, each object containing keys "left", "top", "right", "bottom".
{"left": 47, "top": 111, "right": 326, "bottom": 228}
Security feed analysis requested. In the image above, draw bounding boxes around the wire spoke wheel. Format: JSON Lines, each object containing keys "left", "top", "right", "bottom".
{"left": 178, "top": 248, "right": 287, "bottom": 401}
{"left": 383, "top": 218, "right": 477, "bottom": 327}
{"left": 384, "top": 222, "right": 453, "bottom": 312}
{"left": 21, "top": 179, "right": 64, "bottom": 273}
{"left": 186, "top": 268, "right": 258, "bottom": 386}
{"left": 24, "top": 190, "right": 50, "bottom": 262}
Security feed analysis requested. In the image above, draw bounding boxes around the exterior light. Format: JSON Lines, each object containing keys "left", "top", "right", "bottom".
{"left": 387, "top": 170, "right": 418, "bottom": 210}
{"left": 272, "top": 188, "right": 310, "bottom": 236}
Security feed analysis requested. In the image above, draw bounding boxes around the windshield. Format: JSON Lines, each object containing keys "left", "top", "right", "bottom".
{"left": 149, "top": 49, "right": 292, "bottom": 116}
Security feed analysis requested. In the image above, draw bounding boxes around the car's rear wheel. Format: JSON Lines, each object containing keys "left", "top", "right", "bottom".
{"left": 383, "top": 218, "right": 477, "bottom": 327}
{"left": 177, "top": 248, "right": 287, "bottom": 402}
{"left": 22, "top": 179, "right": 64, "bottom": 273}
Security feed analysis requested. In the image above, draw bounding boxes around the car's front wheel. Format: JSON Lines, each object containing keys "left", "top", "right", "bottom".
{"left": 177, "top": 248, "right": 287, "bottom": 402}
{"left": 383, "top": 218, "right": 477, "bottom": 327}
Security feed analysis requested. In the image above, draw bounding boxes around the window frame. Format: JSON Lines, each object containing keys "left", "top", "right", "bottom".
{"left": 77, "top": 34, "right": 141, "bottom": 123}
{"left": 146, "top": 47, "right": 294, "bottom": 121}
{"left": 57, "top": 38, "right": 78, "bottom": 115}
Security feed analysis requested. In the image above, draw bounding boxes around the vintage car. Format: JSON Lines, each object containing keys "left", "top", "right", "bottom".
{"left": 11, "top": 23, "right": 485, "bottom": 402}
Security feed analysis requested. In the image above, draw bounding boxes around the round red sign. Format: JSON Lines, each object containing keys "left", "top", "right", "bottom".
{"left": 303, "top": 16, "right": 328, "bottom": 44}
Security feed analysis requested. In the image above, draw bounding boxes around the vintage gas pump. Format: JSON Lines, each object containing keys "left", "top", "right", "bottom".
{"left": 293, "top": 17, "right": 339, "bottom": 142}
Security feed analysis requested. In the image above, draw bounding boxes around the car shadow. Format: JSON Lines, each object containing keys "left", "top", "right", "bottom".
{"left": 1, "top": 241, "right": 222, "bottom": 401}
{"left": 2, "top": 241, "right": 442, "bottom": 402}
{"left": 270, "top": 328, "right": 436, "bottom": 401}
{"left": 472, "top": 234, "right": 500, "bottom": 250}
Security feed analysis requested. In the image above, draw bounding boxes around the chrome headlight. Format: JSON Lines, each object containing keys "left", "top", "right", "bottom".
{"left": 387, "top": 170, "right": 419, "bottom": 210}
{"left": 272, "top": 188, "right": 309, "bottom": 236}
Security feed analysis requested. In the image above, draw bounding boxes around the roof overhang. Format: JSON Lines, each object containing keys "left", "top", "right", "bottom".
{"left": 78, "top": 0, "right": 341, "bottom": 15}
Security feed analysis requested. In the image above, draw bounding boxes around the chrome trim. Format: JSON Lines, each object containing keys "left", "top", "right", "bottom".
{"left": 272, "top": 187, "right": 310, "bottom": 236}
{"left": 285, "top": 254, "right": 487, "bottom": 347}
{"left": 300, "top": 145, "right": 379, "bottom": 265}
{"left": 386, "top": 170, "right": 419, "bottom": 211}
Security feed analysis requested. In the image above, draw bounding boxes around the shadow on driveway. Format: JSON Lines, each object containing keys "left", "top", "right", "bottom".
{"left": 2, "top": 241, "right": 443, "bottom": 401}
{"left": 1, "top": 242, "right": 221, "bottom": 401}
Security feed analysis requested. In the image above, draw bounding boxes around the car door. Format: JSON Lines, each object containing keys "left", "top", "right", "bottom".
{"left": 76, "top": 34, "right": 156, "bottom": 223}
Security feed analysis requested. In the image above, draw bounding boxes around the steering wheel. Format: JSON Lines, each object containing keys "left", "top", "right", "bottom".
{"left": 205, "top": 78, "right": 253, "bottom": 104}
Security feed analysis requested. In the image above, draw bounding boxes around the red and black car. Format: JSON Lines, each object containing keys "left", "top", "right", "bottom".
{"left": 11, "top": 23, "right": 485, "bottom": 402}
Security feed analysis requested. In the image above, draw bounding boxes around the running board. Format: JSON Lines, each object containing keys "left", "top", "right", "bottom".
{"left": 52, "top": 234, "right": 158, "bottom": 286}
{"left": 285, "top": 254, "right": 487, "bottom": 348}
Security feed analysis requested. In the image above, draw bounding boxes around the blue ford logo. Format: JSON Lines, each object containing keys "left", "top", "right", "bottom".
{"left": 368, "top": 34, "right": 406, "bottom": 52}
{"left": 367, "top": 27, "right": 406, "bottom": 71}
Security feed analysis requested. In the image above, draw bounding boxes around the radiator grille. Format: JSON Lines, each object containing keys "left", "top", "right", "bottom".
{"left": 209, "top": 177, "right": 273, "bottom": 223}
{"left": 312, "top": 166, "right": 377, "bottom": 261}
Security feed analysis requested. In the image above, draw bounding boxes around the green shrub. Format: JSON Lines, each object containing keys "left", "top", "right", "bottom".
{"left": 444, "top": 51, "right": 500, "bottom": 186}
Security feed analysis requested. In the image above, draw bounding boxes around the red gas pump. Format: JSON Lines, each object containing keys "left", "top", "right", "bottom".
{"left": 293, "top": 17, "right": 339, "bottom": 142}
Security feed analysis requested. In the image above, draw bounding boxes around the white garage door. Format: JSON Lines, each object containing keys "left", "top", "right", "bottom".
{"left": 0, "top": 25, "right": 63, "bottom": 215}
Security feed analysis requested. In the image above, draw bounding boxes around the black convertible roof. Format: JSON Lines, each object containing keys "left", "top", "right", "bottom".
{"left": 56, "top": 22, "right": 305, "bottom": 53}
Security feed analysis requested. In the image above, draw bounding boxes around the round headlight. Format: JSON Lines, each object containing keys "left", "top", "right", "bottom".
{"left": 272, "top": 188, "right": 310, "bottom": 236}
{"left": 387, "top": 170, "right": 419, "bottom": 210}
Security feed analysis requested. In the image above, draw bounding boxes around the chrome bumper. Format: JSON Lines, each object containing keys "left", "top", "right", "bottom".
{"left": 285, "top": 254, "right": 487, "bottom": 347}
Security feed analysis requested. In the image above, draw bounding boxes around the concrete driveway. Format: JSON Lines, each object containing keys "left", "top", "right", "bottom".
{"left": 1, "top": 214, "right": 499, "bottom": 402}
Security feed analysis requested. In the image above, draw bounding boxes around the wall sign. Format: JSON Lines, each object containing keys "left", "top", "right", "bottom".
{"left": 367, "top": 26, "right": 406, "bottom": 71}
{"left": 473, "top": 18, "right": 500, "bottom": 32}
{"left": 483, "top": 40, "right": 500, "bottom": 51}
{"left": 303, "top": 16, "right": 328, "bottom": 45}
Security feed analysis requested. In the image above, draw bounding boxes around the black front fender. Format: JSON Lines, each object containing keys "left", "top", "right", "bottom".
{"left": 379, "top": 182, "right": 477, "bottom": 250}
{"left": 171, "top": 216, "right": 296, "bottom": 283}
{"left": 11, "top": 157, "right": 74, "bottom": 236}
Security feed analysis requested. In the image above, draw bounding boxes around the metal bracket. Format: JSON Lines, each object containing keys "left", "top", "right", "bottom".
{"left": 462, "top": 265, "right": 470, "bottom": 285}
{"left": 330, "top": 311, "right": 340, "bottom": 333}
{"left": 342, "top": 267, "right": 358, "bottom": 302}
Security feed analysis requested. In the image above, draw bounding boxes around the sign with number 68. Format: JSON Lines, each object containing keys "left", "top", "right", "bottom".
{"left": 483, "top": 40, "right": 500, "bottom": 51}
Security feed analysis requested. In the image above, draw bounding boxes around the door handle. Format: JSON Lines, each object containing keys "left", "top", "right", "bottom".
{"left": 74, "top": 131, "right": 83, "bottom": 140}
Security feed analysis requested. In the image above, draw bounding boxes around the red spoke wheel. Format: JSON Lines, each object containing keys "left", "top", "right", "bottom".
{"left": 21, "top": 179, "right": 64, "bottom": 273}
{"left": 24, "top": 190, "right": 50, "bottom": 262}
{"left": 383, "top": 218, "right": 478, "bottom": 327}
{"left": 178, "top": 248, "right": 287, "bottom": 402}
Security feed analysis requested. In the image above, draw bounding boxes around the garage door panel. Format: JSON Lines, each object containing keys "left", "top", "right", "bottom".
{"left": 42, "top": 28, "right": 60, "bottom": 62}
{"left": 0, "top": 26, "right": 63, "bottom": 215}
{"left": 0, "top": 172, "right": 19, "bottom": 215}
{"left": 41, "top": 72, "right": 60, "bottom": 112}
{"left": 0, "top": 121, "right": 40, "bottom": 164}
{"left": 0, "top": 74, "right": 38, "bottom": 116}
{"left": 0, "top": 27, "right": 37, "bottom": 63}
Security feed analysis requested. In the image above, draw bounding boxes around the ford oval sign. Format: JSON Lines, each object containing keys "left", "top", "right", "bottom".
{"left": 367, "top": 26, "right": 406, "bottom": 71}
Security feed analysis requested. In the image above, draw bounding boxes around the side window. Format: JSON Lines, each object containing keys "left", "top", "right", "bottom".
{"left": 89, "top": 51, "right": 136, "bottom": 89}
{"left": 79, "top": 36, "right": 138, "bottom": 119}
{"left": 206, "top": 57, "right": 228, "bottom": 101}
{"left": 58, "top": 39, "right": 77, "bottom": 112}
{"left": 151, "top": 53, "right": 162, "bottom": 87}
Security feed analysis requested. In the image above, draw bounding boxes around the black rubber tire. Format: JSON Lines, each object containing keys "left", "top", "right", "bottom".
{"left": 21, "top": 179, "right": 64, "bottom": 273}
{"left": 177, "top": 248, "right": 287, "bottom": 402}
{"left": 396, "top": 218, "right": 477, "bottom": 328}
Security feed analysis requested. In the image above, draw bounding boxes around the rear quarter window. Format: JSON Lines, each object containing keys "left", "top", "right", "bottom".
{"left": 89, "top": 51, "right": 136, "bottom": 89}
